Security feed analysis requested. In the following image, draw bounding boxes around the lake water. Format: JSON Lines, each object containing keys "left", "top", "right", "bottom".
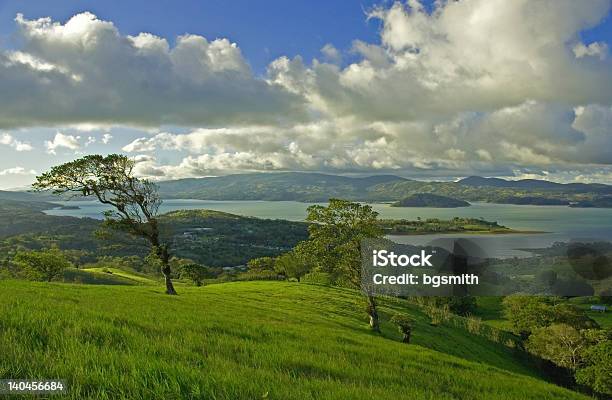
{"left": 44, "top": 200, "right": 612, "bottom": 258}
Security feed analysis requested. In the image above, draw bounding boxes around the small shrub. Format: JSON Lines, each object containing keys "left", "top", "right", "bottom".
{"left": 488, "top": 327, "right": 501, "bottom": 343}
{"left": 425, "top": 304, "right": 451, "bottom": 326}
{"left": 465, "top": 315, "right": 482, "bottom": 335}
{"left": 390, "top": 314, "right": 414, "bottom": 343}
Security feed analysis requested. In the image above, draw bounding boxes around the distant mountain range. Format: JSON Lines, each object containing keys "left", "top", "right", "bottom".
{"left": 458, "top": 176, "right": 612, "bottom": 194}
{"left": 4, "top": 173, "right": 612, "bottom": 207}
{"left": 155, "top": 172, "right": 612, "bottom": 207}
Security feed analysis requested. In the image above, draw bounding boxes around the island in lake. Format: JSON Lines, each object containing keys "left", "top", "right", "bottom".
{"left": 391, "top": 193, "right": 470, "bottom": 208}
{"left": 58, "top": 205, "right": 81, "bottom": 210}
{"left": 379, "top": 217, "right": 540, "bottom": 235}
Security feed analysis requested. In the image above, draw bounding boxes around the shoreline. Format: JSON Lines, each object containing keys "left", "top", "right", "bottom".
{"left": 385, "top": 229, "right": 549, "bottom": 236}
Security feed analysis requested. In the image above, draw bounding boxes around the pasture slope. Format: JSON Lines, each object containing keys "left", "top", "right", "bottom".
{"left": 0, "top": 280, "right": 589, "bottom": 400}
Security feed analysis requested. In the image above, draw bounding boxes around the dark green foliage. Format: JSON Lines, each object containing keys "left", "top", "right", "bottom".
{"left": 295, "top": 199, "right": 383, "bottom": 287}
{"left": 526, "top": 324, "right": 586, "bottom": 370}
{"left": 273, "top": 252, "right": 311, "bottom": 282}
{"left": 379, "top": 217, "right": 511, "bottom": 234}
{"left": 575, "top": 340, "right": 612, "bottom": 396}
{"left": 247, "top": 256, "right": 276, "bottom": 271}
{"left": 502, "top": 296, "right": 599, "bottom": 338}
{"left": 13, "top": 248, "right": 73, "bottom": 281}
{"left": 180, "top": 263, "right": 210, "bottom": 286}
{"left": 160, "top": 209, "right": 308, "bottom": 267}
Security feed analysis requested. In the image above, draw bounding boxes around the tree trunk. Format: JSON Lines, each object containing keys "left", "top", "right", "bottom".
{"left": 163, "top": 268, "right": 178, "bottom": 295}
{"left": 367, "top": 295, "right": 380, "bottom": 332}
{"left": 402, "top": 329, "right": 412, "bottom": 343}
{"left": 156, "top": 243, "right": 177, "bottom": 295}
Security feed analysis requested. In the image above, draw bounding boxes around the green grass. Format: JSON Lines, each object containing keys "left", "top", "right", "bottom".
{"left": 0, "top": 280, "right": 589, "bottom": 400}
{"left": 61, "top": 268, "right": 145, "bottom": 286}
{"left": 575, "top": 305, "right": 612, "bottom": 329}
{"left": 474, "top": 297, "right": 511, "bottom": 330}
{"left": 80, "top": 268, "right": 159, "bottom": 285}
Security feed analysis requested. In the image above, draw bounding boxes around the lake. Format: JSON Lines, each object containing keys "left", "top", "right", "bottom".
{"left": 44, "top": 200, "right": 612, "bottom": 258}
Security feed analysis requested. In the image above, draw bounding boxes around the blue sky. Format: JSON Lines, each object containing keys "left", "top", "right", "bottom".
{"left": 0, "top": 1, "right": 611, "bottom": 188}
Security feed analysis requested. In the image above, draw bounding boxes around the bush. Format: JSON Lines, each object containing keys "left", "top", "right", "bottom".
{"left": 502, "top": 295, "right": 598, "bottom": 338}
{"left": 425, "top": 304, "right": 451, "bottom": 326}
{"left": 526, "top": 324, "right": 584, "bottom": 370}
{"left": 13, "top": 248, "right": 73, "bottom": 282}
{"left": 465, "top": 315, "right": 483, "bottom": 335}
{"left": 390, "top": 314, "right": 414, "bottom": 343}
{"left": 180, "top": 263, "right": 210, "bottom": 286}
{"left": 575, "top": 340, "right": 612, "bottom": 396}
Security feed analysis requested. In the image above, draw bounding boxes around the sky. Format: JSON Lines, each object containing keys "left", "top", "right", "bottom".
{"left": 0, "top": 0, "right": 611, "bottom": 189}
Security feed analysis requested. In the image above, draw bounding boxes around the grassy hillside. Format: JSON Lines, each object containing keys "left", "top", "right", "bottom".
{"left": 0, "top": 280, "right": 588, "bottom": 399}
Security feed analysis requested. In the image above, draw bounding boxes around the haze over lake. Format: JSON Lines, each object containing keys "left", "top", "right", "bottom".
{"left": 44, "top": 200, "right": 612, "bottom": 258}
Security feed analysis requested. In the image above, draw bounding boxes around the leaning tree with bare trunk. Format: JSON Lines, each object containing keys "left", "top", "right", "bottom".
{"left": 33, "top": 154, "right": 178, "bottom": 295}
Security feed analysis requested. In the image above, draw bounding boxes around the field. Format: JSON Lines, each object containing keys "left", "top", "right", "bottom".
{"left": 0, "top": 280, "right": 589, "bottom": 400}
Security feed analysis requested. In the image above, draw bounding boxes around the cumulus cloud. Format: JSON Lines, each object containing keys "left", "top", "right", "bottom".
{"left": 45, "top": 132, "right": 81, "bottom": 154}
{"left": 321, "top": 43, "right": 341, "bottom": 64}
{"left": 271, "top": 0, "right": 612, "bottom": 122}
{"left": 0, "top": 12, "right": 305, "bottom": 129}
{"left": 1, "top": 1, "right": 612, "bottom": 183}
{"left": 124, "top": 101, "right": 612, "bottom": 180}
{"left": 0, "top": 133, "right": 32, "bottom": 151}
{"left": 0, "top": 166, "right": 36, "bottom": 176}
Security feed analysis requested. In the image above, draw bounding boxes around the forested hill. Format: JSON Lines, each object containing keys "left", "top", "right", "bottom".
{"left": 458, "top": 176, "right": 612, "bottom": 194}
{"left": 157, "top": 172, "right": 408, "bottom": 202}
{"left": 157, "top": 172, "right": 612, "bottom": 207}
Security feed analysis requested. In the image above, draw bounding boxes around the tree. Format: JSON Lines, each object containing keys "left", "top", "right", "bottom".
{"left": 390, "top": 314, "right": 414, "bottom": 343}
{"left": 502, "top": 296, "right": 598, "bottom": 338}
{"left": 575, "top": 340, "right": 612, "bottom": 396}
{"left": 180, "top": 263, "right": 209, "bottom": 286}
{"left": 247, "top": 256, "right": 276, "bottom": 272}
{"left": 14, "top": 248, "right": 73, "bottom": 282}
{"left": 526, "top": 324, "right": 587, "bottom": 370}
{"left": 294, "top": 199, "right": 383, "bottom": 331}
{"left": 502, "top": 295, "right": 556, "bottom": 338}
{"left": 33, "top": 154, "right": 178, "bottom": 295}
{"left": 274, "top": 251, "right": 311, "bottom": 282}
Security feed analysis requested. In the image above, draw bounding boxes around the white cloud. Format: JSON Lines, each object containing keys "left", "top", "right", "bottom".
{"left": 0, "top": 166, "right": 36, "bottom": 176}
{"left": 1, "top": 2, "right": 611, "bottom": 183}
{"left": 321, "top": 43, "right": 341, "bottom": 64}
{"left": 45, "top": 132, "right": 81, "bottom": 154}
{"left": 0, "top": 12, "right": 305, "bottom": 129}
{"left": 101, "top": 133, "right": 113, "bottom": 144}
{"left": 0, "top": 133, "right": 33, "bottom": 151}
{"left": 573, "top": 42, "right": 608, "bottom": 59}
